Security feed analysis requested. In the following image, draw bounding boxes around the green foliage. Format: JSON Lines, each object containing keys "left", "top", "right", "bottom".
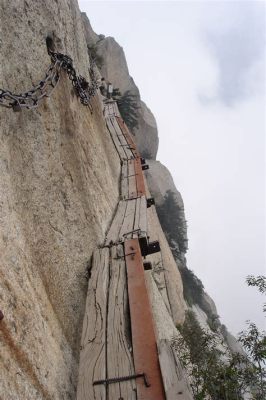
{"left": 116, "top": 90, "right": 139, "bottom": 132}
{"left": 238, "top": 322, "right": 266, "bottom": 399}
{"left": 247, "top": 275, "right": 266, "bottom": 312}
{"left": 175, "top": 277, "right": 266, "bottom": 399}
{"left": 178, "top": 265, "right": 221, "bottom": 330}
{"left": 156, "top": 190, "right": 188, "bottom": 255}
{"left": 238, "top": 276, "right": 266, "bottom": 399}
{"left": 207, "top": 313, "right": 221, "bottom": 333}
{"left": 112, "top": 88, "right": 121, "bottom": 98}
{"left": 175, "top": 311, "right": 256, "bottom": 399}
{"left": 246, "top": 276, "right": 266, "bottom": 294}
{"left": 179, "top": 265, "right": 204, "bottom": 306}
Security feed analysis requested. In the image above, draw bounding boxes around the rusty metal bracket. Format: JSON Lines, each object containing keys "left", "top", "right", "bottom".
{"left": 147, "top": 198, "right": 155, "bottom": 208}
{"left": 143, "top": 261, "right": 152, "bottom": 271}
{"left": 139, "top": 238, "right": 161, "bottom": 257}
{"left": 142, "top": 164, "right": 149, "bottom": 171}
{"left": 93, "top": 372, "right": 150, "bottom": 387}
{"left": 140, "top": 158, "right": 146, "bottom": 165}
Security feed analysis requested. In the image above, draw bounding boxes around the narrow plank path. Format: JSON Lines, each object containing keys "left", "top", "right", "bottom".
{"left": 107, "top": 245, "right": 137, "bottom": 400}
{"left": 77, "top": 100, "right": 173, "bottom": 400}
{"left": 77, "top": 248, "right": 109, "bottom": 400}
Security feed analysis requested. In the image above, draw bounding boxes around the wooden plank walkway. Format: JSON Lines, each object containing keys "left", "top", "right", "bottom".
{"left": 128, "top": 159, "right": 137, "bottom": 199}
{"left": 111, "top": 116, "right": 135, "bottom": 160}
{"left": 77, "top": 246, "right": 137, "bottom": 400}
{"left": 121, "top": 161, "right": 128, "bottom": 199}
{"left": 116, "top": 116, "right": 139, "bottom": 159}
{"left": 104, "top": 101, "right": 120, "bottom": 117}
{"left": 106, "top": 117, "right": 128, "bottom": 160}
{"left": 105, "top": 196, "right": 148, "bottom": 246}
{"left": 77, "top": 248, "right": 109, "bottom": 400}
{"left": 107, "top": 245, "right": 137, "bottom": 400}
{"left": 77, "top": 100, "right": 187, "bottom": 400}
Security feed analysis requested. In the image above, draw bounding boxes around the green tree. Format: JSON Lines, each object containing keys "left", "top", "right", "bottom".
{"left": 156, "top": 190, "right": 188, "bottom": 255}
{"left": 178, "top": 265, "right": 205, "bottom": 306}
{"left": 175, "top": 311, "right": 246, "bottom": 399}
{"left": 116, "top": 90, "right": 139, "bottom": 132}
{"left": 238, "top": 275, "right": 266, "bottom": 399}
{"left": 175, "top": 277, "right": 266, "bottom": 399}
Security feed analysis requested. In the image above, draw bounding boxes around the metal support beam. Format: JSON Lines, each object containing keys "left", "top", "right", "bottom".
{"left": 125, "top": 239, "right": 166, "bottom": 400}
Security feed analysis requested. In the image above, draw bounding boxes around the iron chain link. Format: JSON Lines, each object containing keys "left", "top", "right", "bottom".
{"left": 0, "top": 49, "right": 99, "bottom": 111}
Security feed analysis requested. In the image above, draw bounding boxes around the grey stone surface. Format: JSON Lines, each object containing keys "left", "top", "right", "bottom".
{"left": 0, "top": 1, "right": 120, "bottom": 398}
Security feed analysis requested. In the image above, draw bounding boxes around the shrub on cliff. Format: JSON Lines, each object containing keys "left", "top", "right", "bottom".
{"left": 156, "top": 189, "right": 188, "bottom": 255}
{"left": 175, "top": 311, "right": 257, "bottom": 400}
{"left": 175, "top": 277, "right": 266, "bottom": 400}
{"left": 116, "top": 90, "right": 139, "bottom": 132}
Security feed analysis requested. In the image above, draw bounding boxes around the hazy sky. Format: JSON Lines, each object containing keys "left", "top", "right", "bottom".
{"left": 78, "top": 0, "right": 265, "bottom": 335}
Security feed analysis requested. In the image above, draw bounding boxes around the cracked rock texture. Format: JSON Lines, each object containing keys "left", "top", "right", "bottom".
{"left": 0, "top": 1, "right": 120, "bottom": 399}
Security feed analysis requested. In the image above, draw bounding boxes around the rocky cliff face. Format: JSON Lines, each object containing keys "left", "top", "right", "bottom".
{"left": 81, "top": 13, "right": 159, "bottom": 159}
{"left": 0, "top": 1, "right": 120, "bottom": 398}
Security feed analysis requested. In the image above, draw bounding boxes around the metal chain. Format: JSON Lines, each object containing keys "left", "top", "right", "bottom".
{"left": 0, "top": 49, "right": 99, "bottom": 111}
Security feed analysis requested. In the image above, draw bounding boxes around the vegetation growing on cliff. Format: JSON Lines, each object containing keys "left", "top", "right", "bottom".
{"left": 116, "top": 90, "right": 139, "bottom": 132}
{"left": 175, "top": 310, "right": 264, "bottom": 400}
{"left": 175, "top": 277, "right": 266, "bottom": 400}
{"left": 156, "top": 189, "right": 188, "bottom": 255}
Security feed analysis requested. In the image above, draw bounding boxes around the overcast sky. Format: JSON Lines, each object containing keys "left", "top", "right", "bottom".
{"left": 78, "top": 0, "right": 265, "bottom": 335}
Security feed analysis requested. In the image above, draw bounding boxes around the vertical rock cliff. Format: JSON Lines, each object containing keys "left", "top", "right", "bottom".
{"left": 0, "top": 1, "right": 121, "bottom": 398}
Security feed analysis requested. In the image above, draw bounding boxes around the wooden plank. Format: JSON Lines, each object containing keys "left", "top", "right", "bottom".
{"left": 106, "top": 117, "right": 127, "bottom": 160}
{"left": 116, "top": 116, "right": 139, "bottom": 158}
{"left": 149, "top": 253, "right": 172, "bottom": 314}
{"left": 105, "top": 200, "right": 127, "bottom": 245}
{"left": 125, "top": 239, "right": 166, "bottom": 400}
{"left": 77, "top": 248, "right": 109, "bottom": 400}
{"left": 107, "top": 245, "right": 137, "bottom": 399}
{"left": 112, "top": 102, "right": 120, "bottom": 116}
{"left": 138, "top": 196, "right": 147, "bottom": 237}
{"left": 158, "top": 339, "right": 194, "bottom": 400}
{"left": 134, "top": 158, "right": 146, "bottom": 197}
{"left": 128, "top": 159, "right": 137, "bottom": 199}
{"left": 121, "top": 161, "right": 129, "bottom": 200}
{"left": 133, "top": 197, "right": 141, "bottom": 239}
{"left": 111, "top": 117, "right": 134, "bottom": 160}
{"left": 104, "top": 103, "right": 112, "bottom": 117}
{"left": 119, "top": 199, "right": 137, "bottom": 241}
{"left": 105, "top": 102, "right": 116, "bottom": 117}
